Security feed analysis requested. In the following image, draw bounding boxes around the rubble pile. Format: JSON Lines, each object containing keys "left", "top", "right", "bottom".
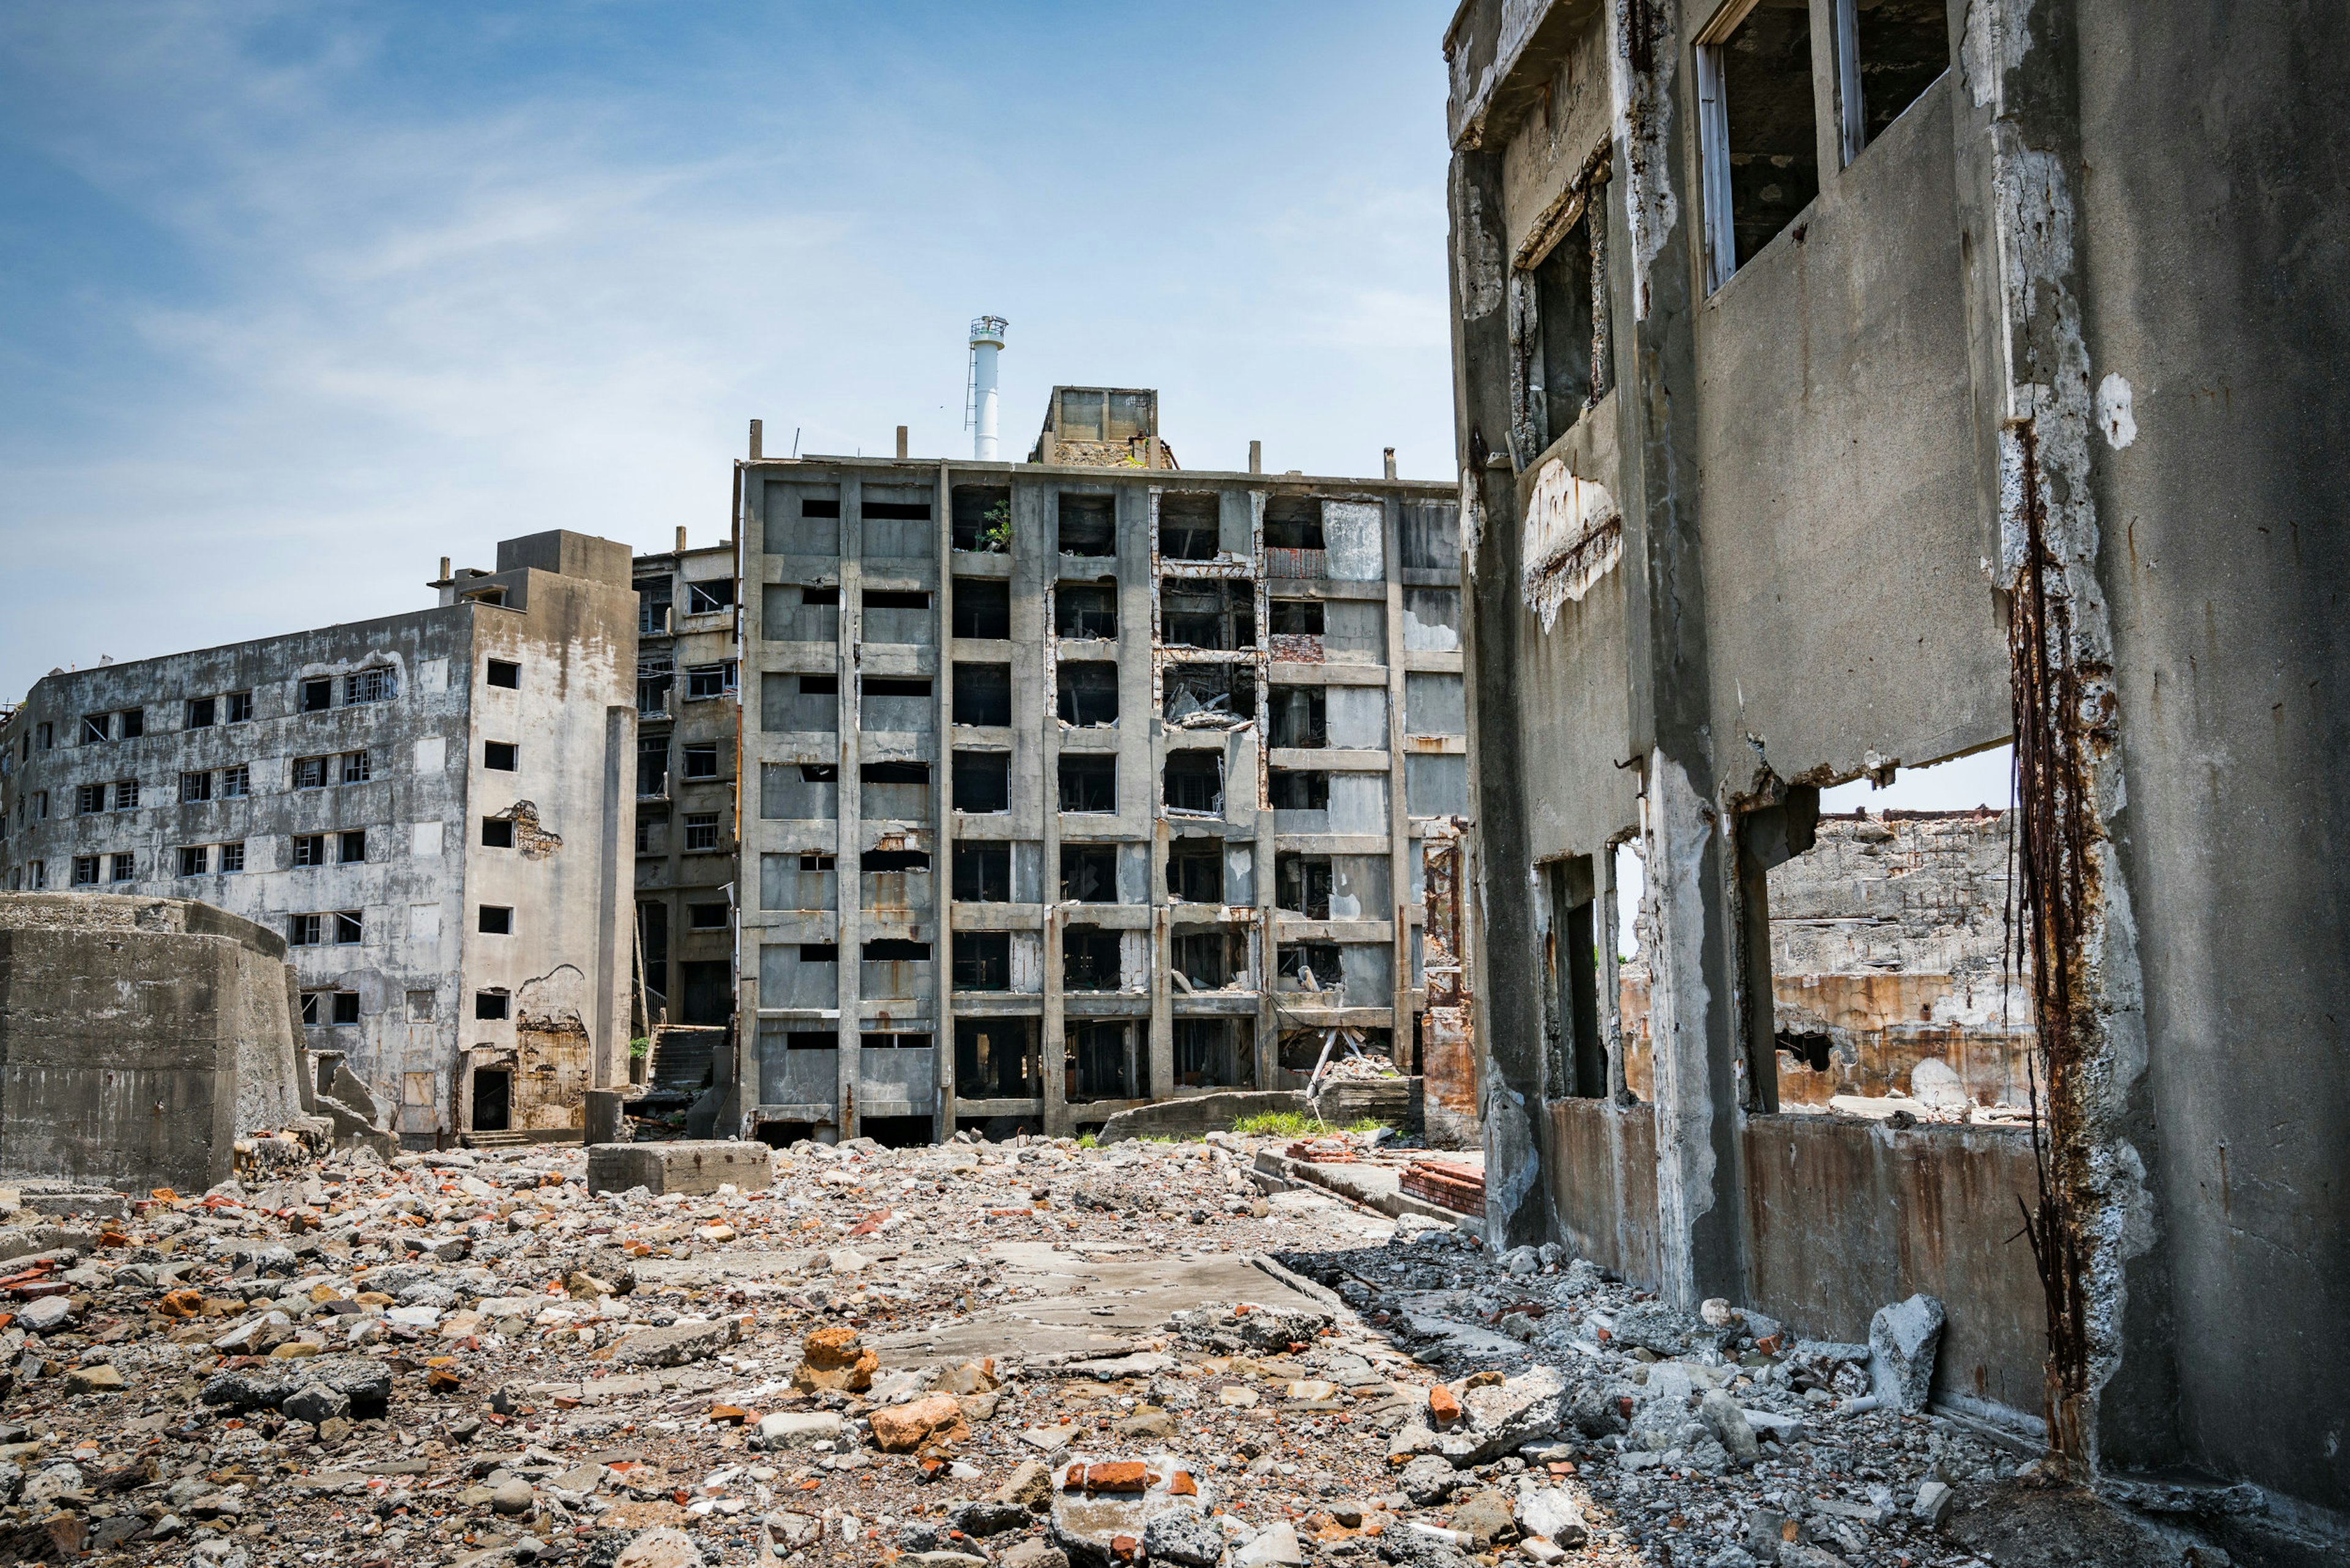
{"left": 0, "top": 1135, "right": 2053, "bottom": 1568}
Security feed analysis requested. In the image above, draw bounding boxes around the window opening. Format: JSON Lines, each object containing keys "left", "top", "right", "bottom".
{"left": 636, "top": 578, "right": 673, "bottom": 635}
{"left": 177, "top": 846, "right": 209, "bottom": 876}
{"left": 1276, "top": 854, "right": 1334, "bottom": 919}
{"left": 1262, "top": 496, "right": 1324, "bottom": 551}
{"left": 1166, "top": 839, "right": 1225, "bottom": 903}
{"left": 953, "top": 578, "right": 1012, "bottom": 638}
{"left": 220, "top": 842, "right": 245, "bottom": 873}
{"left": 1160, "top": 580, "right": 1255, "bottom": 649}
{"left": 1056, "top": 583, "right": 1118, "bottom": 640}
{"left": 225, "top": 693, "right": 252, "bottom": 723}
{"left": 688, "top": 902, "right": 729, "bottom": 930}
{"left": 951, "top": 485, "right": 1013, "bottom": 553}
{"left": 953, "top": 932, "right": 1010, "bottom": 991}
{"left": 1066, "top": 1019, "right": 1138, "bottom": 1101}
{"left": 484, "top": 741, "right": 518, "bottom": 772}
{"left": 956, "top": 1020, "right": 1040, "bottom": 1099}
{"left": 1056, "top": 662, "right": 1119, "bottom": 726}
{"left": 187, "top": 697, "right": 217, "bottom": 729}
{"left": 480, "top": 906, "right": 513, "bottom": 934}
{"left": 1269, "top": 769, "right": 1330, "bottom": 811}
{"left": 687, "top": 580, "right": 736, "bottom": 615}
{"left": 180, "top": 771, "right": 211, "bottom": 804}
{"left": 294, "top": 834, "right": 327, "bottom": 868}
{"left": 1158, "top": 491, "right": 1221, "bottom": 560}
{"left": 483, "top": 818, "right": 516, "bottom": 849}
{"left": 302, "top": 680, "right": 333, "bottom": 713}
{"left": 1174, "top": 1018, "right": 1255, "bottom": 1088}
{"left": 1277, "top": 941, "right": 1343, "bottom": 991}
{"left": 1060, "top": 843, "right": 1117, "bottom": 903}
{"left": 1163, "top": 751, "right": 1224, "bottom": 815}
{"left": 1062, "top": 930, "right": 1124, "bottom": 994}
{"left": 1059, "top": 755, "right": 1116, "bottom": 813}
{"left": 345, "top": 667, "right": 396, "bottom": 705}
{"left": 1057, "top": 494, "right": 1116, "bottom": 557}
{"left": 954, "top": 842, "right": 1013, "bottom": 902}
{"left": 952, "top": 750, "right": 1011, "bottom": 813}
{"left": 683, "top": 742, "right": 720, "bottom": 780}
{"left": 1269, "top": 599, "right": 1325, "bottom": 636}
{"left": 1268, "top": 687, "right": 1327, "bottom": 749}
{"left": 1834, "top": 0, "right": 1951, "bottom": 163}
{"left": 475, "top": 990, "right": 510, "bottom": 1021}
{"left": 338, "top": 830, "right": 366, "bottom": 864}
{"left": 487, "top": 659, "right": 521, "bottom": 689}
{"left": 1698, "top": 0, "right": 1822, "bottom": 290}
{"left": 684, "top": 813, "right": 720, "bottom": 851}
{"left": 955, "top": 663, "right": 1013, "bottom": 726}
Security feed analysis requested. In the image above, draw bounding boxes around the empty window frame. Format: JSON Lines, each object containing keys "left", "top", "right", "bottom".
{"left": 1267, "top": 687, "right": 1327, "bottom": 749}
{"left": 177, "top": 845, "right": 209, "bottom": 876}
{"left": 1171, "top": 931, "right": 1249, "bottom": 991}
{"left": 688, "top": 902, "right": 730, "bottom": 929}
{"left": 345, "top": 666, "right": 397, "bottom": 705}
{"left": 1066, "top": 1018, "right": 1138, "bottom": 1100}
{"left": 179, "top": 769, "right": 212, "bottom": 803}
{"left": 638, "top": 657, "right": 674, "bottom": 717}
{"left": 1269, "top": 597, "right": 1326, "bottom": 636}
{"left": 1160, "top": 580, "right": 1255, "bottom": 649}
{"left": 1163, "top": 750, "right": 1224, "bottom": 814}
{"left": 475, "top": 990, "right": 511, "bottom": 1021}
{"left": 487, "top": 659, "right": 521, "bottom": 689}
{"left": 637, "top": 733, "right": 670, "bottom": 797}
{"left": 1056, "top": 493, "right": 1117, "bottom": 557}
{"left": 954, "top": 663, "right": 1013, "bottom": 726}
{"left": 1163, "top": 662, "right": 1257, "bottom": 722}
{"left": 1513, "top": 213, "right": 1600, "bottom": 455}
{"left": 480, "top": 905, "right": 514, "bottom": 934}
{"left": 952, "top": 578, "right": 1012, "bottom": 639}
{"left": 638, "top": 578, "right": 674, "bottom": 635}
{"left": 225, "top": 692, "right": 252, "bottom": 723}
{"left": 1262, "top": 496, "right": 1325, "bottom": 551}
{"left": 293, "top": 833, "right": 328, "bottom": 868}
{"left": 482, "top": 816, "right": 516, "bottom": 848}
{"left": 682, "top": 742, "right": 721, "bottom": 780}
{"left": 1166, "top": 838, "right": 1226, "bottom": 902}
{"left": 484, "top": 741, "right": 518, "bottom": 772}
{"left": 1269, "top": 769, "right": 1330, "bottom": 811}
{"left": 953, "top": 931, "right": 1011, "bottom": 991}
{"left": 1832, "top": 0, "right": 1951, "bottom": 164}
{"left": 1697, "top": 0, "right": 1822, "bottom": 291}
{"left": 1056, "top": 662, "right": 1119, "bottom": 726}
{"left": 1062, "top": 928, "right": 1124, "bottom": 993}
{"left": 950, "top": 485, "right": 1012, "bottom": 553}
{"left": 302, "top": 679, "right": 334, "bottom": 714}
{"left": 1174, "top": 1017, "right": 1255, "bottom": 1088}
{"left": 1275, "top": 853, "right": 1335, "bottom": 919}
{"left": 953, "top": 842, "right": 1012, "bottom": 902}
{"left": 1056, "top": 583, "right": 1117, "bottom": 640}
{"left": 1277, "top": 941, "right": 1344, "bottom": 991}
{"left": 186, "top": 696, "right": 217, "bottom": 729}
{"left": 956, "top": 1020, "right": 1039, "bottom": 1098}
{"left": 80, "top": 714, "right": 110, "bottom": 744}
{"left": 1158, "top": 491, "right": 1222, "bottom": 561}
{"left": 1060, "top": 843, "right": 1118, "bottom": 903}
{"left": 338, "top": 829, "right": 367, "bottom": 864}
{"left": 952, "top": 750, "right": 1012, "bottom": 813}
{"left": 1059, "top": 755, "right": 1116, "bottom": 813}
{"left": 686, "top": 662, "right": 739, "bottom": 700}
{"left": 219, "top": 842, "right": 245, "bottom": 873}
{"left": 686, "top": 579, "right": 736, "bottom": 616}
{"left": 684, "top": 812, "right": 721, "bottom": 851}
{"left": 331, "top": 991, "right": 360, "bottom": 1026}
{"left": 220, "top": 764, "right": 250, "bottom": 798}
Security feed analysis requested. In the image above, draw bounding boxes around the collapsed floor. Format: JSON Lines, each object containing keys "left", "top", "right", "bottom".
{"left": 0, "top": 1137, "right": 2288, "bottom": 1568}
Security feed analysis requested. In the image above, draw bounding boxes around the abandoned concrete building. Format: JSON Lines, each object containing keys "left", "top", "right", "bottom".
{"left": 0, "top": 532, "right": 639, "bottom": 1149}
{"left": 629, "top": 528, "right": 743, "bottom": 1072}
{"left": 729, "top": 389, "right": 1476, "bottom": 1144}
{"left": 1445, "top": 0, "right": 2348, "bottom": 1528}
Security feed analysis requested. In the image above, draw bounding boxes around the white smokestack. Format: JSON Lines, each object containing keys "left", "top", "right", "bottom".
{"left": 968, "top": 316, "right": 1007, "bottom": 461}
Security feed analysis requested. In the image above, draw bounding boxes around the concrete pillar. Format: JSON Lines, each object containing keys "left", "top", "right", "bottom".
{"left": 584, "top": 1088, "right": 627, "bottom": 1146}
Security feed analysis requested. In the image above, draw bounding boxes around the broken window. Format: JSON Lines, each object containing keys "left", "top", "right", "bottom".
{"left": 334, "top": 911, "right": 362, "bottom": 943}
{"left": 345, "top": 667, "right": 397, "bottom": 705}
{"left": 953, "top": 842, "right": 1012, "bottom": 902}
{"left": 186, "top": 697, "right": 217, "bottom": 729}
{"left": 177, "top": 845, "right": 208, "bottom": 876}
{"left": 954, "top": 663, "right": 1012, "bottom": 726}
{"left": 862, "top": 849, "right": 931, "bottom": 911}
{"left": 1057, "top": 662, "right": 1119, "bottom": 726}
{"left": 301, "top": 680, "right": 334, "bottom": 714}
{"left": 1057, "top": 493, "right": 1116, "bottom": 557}
{"left": 475, "top": 990, "right": 510, "bottom": 1021}
{"left": 1174, "top": 1018, "right": 1254, "bottom": 1088}
{"left": 686, "top": 662, "right": 737, "bottom": 700}
{"left": 484, "top": 742, "right": 517, "bottom": 772}
{"left": 953, "top": 932, "right": 1010, "bottom": 991}
{"left": 1160, "top": 580, "right": 1255, "bottom": 649}
{"left": 1276, "top": 854, "right": 1334, "bottom": 919}
{"left": 637, "top": 578, "right": 673, "bottom": 635}
{"left": 109, "top": 778, "right": 137, "bottom": 810}
{"left": 1163, "top": 750, "right": 1223, "bottom": 815}
{"left": 1066, "top": 1019, "right": 1138, "bottom": 1101}
{"left": 953, "top": 578, "right": 1011, "bottom": 639}
{"left": 638, "top": 657, "right": 674, "bottom": 717}
{"left": 331, "top": 992, "right": 360, "bottom": 1026}
{"left": 1263, "top": 496, "right": 1325, "bottom": 551}
{"left": 299, "top": 991, "right": 321, "bottom": 1025}
{"left": 860, "top": 760, "right": 931, "bottom": 821}
{"left": 686, "top": 579, "right": 735, "bottom": 616}
{"left": 684, "top": 812, "right": 721, "bottom": 851}
{"left": 683, "top": 742, "right": 720, "bottom": 780}
{"left": 1269, "top": 598, "right": 1326, "bottom": 637}
{"left": 80, "top": 714, "right": 108, "bottom": 745}
{"left": 339, "top": 830, "right": 366, "bottom": 864}
{"left": 865, "top": 590, "right": 933, "bottom": 644}
{"left": 952, "top": 750, "right": 1011, "bottom": 813}
{"left": 1833, "top": 0, "right": 1950, "bottom": 163}
{"left": 75, "top": 783, "right": 103, "bottom": 815}
{"left": 1171, "top": 931, "right": 1248, "bottom": 991}
{"left": 1543, "top": 857, "right": 1608, "bottom": 1099}
{"left": 294, "top": 834, "right": 327, "bottom": 868}
{"left": 341, "top": 750, "right": 370, "bottom": 785}
{"left": 1513, "top": 213, "right": 1597, "bottom": 453}
{"left": 761, "top": 762, "right": 839, "bottom": 821}
{"left": 71, "top": 856, "right": 98, "bottom": 887}
{"left": 957, "top": 1020, "right": 1039, "bottom": 1099}
{"left": 1269, "top": 769, "right": 1330, "bottom": 811}
{"left": 1277, "top": 941, "right": 1343, "bottom": 992}
{"left": 487, "top": 659, "right": 521, "bottom": 689}
{"left": 1062, "top": 929, "right": 1124, "bottom": 993}
{"left": 638, "top": 733, "right": 670, "bottom": 797}
{"left": 1056, "top": 583, "right": 1117, "bottom": 640}
{"left": 1059, "top": 754, "right": 1116, "bottom": 813}
{"left": 480, "top": 905, "right": 513, "bottom": 934}
{"left": 482, "top": 817, "right": 516, "bottom": 849}
{"left": 220, "top": 765, "right": 249, "bottom": 798}
{"left": 951, "top": 485, "right": 1013, "bottom": 553}
{"left": 1166, "top": 839, "right": 1225, "bottom": 903}
{"left": 1163, "top": 663, "right": 1256, "bottom": 725}
{"left": 1158, "top": 491, "right": 1222, "bottom": 560}
{"left": 1268, "top": 687, "right": 1327, "bottom": 749}
{"left": 1698, "top": 0, "right": 1822, "bottom": 290}
{"left": 220, "top": 842, "right": 244, "bottom": 873}
{"left": 179, "top": 770, "right": 211, "bottom": 803}
{"left": 225, "top": 693, "right": 252, "bottom": 723}
{"left": 1060, "top": 843, "right": 1118, "bottom": 903}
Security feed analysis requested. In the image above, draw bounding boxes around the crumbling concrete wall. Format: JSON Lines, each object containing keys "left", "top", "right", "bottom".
{"left": 0, "top": 893, "right": 313, "bottom": 1192}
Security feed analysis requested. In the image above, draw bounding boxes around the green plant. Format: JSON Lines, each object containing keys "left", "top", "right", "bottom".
{"left": 1075, "top": 1132, "right": 1099, "bottom": 1149}
{"left": 980, "top": 501, "right": 1012, "bottom": 553}
{"left": 629, "top": 1036, "right": 651, "bottom": 1059}
{"left": 1229, "top": 1111, "right": 1390, "bottom": 1138}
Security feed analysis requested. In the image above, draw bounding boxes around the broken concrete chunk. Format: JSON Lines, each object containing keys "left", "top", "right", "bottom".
{"left": 1512, "top": 1483, "right": 1587, "bottom": 1547}
{"left": 1699, "top": 1389, "right": 1759, "bottom": 1465}
{"left": 792, "top": 1325, "right": 877, "bottom": 1392}
{"left": 202, "top": 1352, "right": 391, "bottom": 1414}
{"left": 755, "top": 1411, "right": 843, "bottom": 1448}
{"left": 607, "top": 1318, "right": 740, "bottom": 1369}
{"left": 1434, "top": 1365, "right": 1567, "bottom": 1464}
{"left": 1867, "top": 1293, "right": 1945, "bottom": 1411}
{"left": 585, "top": 1141, "right": 772, "bottom": 1198}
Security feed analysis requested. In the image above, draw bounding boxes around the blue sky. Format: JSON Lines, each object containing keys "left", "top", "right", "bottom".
{"left": 0, "top": 1, "right": 1456, "bottom": 698}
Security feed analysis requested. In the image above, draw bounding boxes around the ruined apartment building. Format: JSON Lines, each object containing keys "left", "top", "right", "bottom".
{"left": 1445, "top": 0, "right": 2348, "bottom": 1523}
{"left": 729, "top": 389, "right": 1471, "bottom": 1144}
{"left": 0, "top": 532, "right": 638, "bottom": 1149}
{"left": 630, "top": 529, "right": 743, "bottom": 1037}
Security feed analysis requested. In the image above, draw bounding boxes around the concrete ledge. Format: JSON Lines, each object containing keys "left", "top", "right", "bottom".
{"left": 1095, "top": 1091, "right": 1307, "bottom": 1144}
{"left": 586, "top": 1140, "right": 774, "bottom": 1197}
{"left": 1253, "top": 1149, "right": 1471, "bottom": 1231}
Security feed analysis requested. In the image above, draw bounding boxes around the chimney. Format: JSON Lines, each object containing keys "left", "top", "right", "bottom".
{"left": 676, "top": 526, "right": 688, "bottom": 554}
{"left": 896, "top": 425, "right": 909, "bottom": 460}
{"left": 1383, "top": 447, "right": 1397, "bottom": 480}
{"left": 748, "top": 419, "right": 763, "bottom": 460}
{"left": 1248, "top": 440, "right": 1263, "bottom": 476}
{"left": 438, "top": 556, "right": 451, "bottom": 583}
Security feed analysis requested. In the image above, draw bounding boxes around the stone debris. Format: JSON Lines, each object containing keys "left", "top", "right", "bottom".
{"left": 0, "top": 1129, "right": 2155, "bottom": 1568}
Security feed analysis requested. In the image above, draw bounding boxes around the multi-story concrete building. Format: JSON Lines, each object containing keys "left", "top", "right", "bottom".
{"left": 629, "top": 528, "right": 743, "bottom": 1040}
{"left": 729, "top": 390, "right": 1469, "bottom": 1145}
{"left": 1442, "top": 0, "right": 2349, "bottom": 1525}
{"left": 0, "top": 531, "right": 638, "bottom": 1148}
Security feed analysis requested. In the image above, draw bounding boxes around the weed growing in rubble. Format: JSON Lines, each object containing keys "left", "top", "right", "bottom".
{"left": 1228, "top": 1111, "right": 1389, "bottom": 1138}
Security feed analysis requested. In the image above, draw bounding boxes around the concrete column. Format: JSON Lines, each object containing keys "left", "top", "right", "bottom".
{"left": 597, "top": 703, "right": 635, "bottom": 1089}
{"left": 835, "top": 474, "right": 865, "bottom": 1141}
{"left": 1382, "top": 493, "right": 1412, "bottom": 1067}
{"left": 934, "top": 460, "right": 957, "bottom": 1141}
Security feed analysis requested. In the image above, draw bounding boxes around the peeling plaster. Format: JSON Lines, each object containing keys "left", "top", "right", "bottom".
{"left": 1456, "top": 182, "right": 1507, "bottom": 321}
{"left": 1608, "top": 0, "right": 1680, "bottom": 321}
{"left": 1522, "top": 460, "right": 1624, "bottom": 629}
{"left": 2095, "top": 373, "right": 2136, "bottom": 449}
{"left": 1644, "top": 751, "right": 1717, "bottom": 1310}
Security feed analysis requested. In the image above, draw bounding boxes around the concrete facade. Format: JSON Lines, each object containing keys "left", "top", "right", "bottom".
{"left": 731, "top": 392, "right": 1471, "bottom": 1144}
{"left": 629, "top": 532, "right": 744, "bottom": 1040}
{"left": 0, "top": 532, "right": 638, "bottom": 1148}
{"left": 1444, "top": 0, "right": 2350, "bottom": 1523}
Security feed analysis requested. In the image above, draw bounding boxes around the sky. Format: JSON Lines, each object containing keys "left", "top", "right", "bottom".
{"left": 0, "top": 1, "right": 1457, "bottom": 701}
